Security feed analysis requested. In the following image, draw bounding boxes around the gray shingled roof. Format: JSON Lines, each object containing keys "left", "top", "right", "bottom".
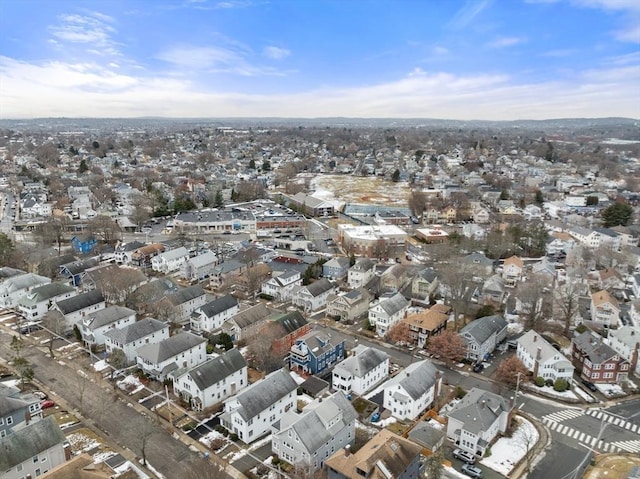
{"left": 180, "top": 349, "right": 246, "bottom": 391}
{"left": 85, "top": 306, "right": 136, "bottom": 330}
{"left": 234, "top": 369, "right": 297, "bottom": 421}
{"left": 19, "top": 282, "right": 75, "bottom": 305}
{"left": 0, "top": 416, "right": 66, "bottom": 470}
{"left": 459, "top": 315, "right": 507, "bottom": 344}
{"left": 199, "top": 295, "right": 238, "bottom": 318}
{"left": 230, "top": 303, "right": 272, "bottom": 329}
{"left": 378, "top": 292, "right": 409, "bottom": 316}
{"left": 55, "top": 290, "right": 104, "bottom": 315}
{"left": 104, "top": 318, "right": 167, "bottom": 344}
{"left": 384, "top": 360, "right": 440, "bottom": 401}
{"left": 167, "top": 285, "right": 206, "bottom": 305}
{"left": 0, "top": 395, "right": 29, "bottom": 416}
{"left": 573, "top": 330, "right": 619, "bottom": 364}
{"left": 60, "top": 258, "right": 99, "bottom": 276}
{"left": 334, "top": 346, "right": 388, "bottom": 378}
{"left": 136, "top": 331, "right": 206, "bottom": 364}
{"left": 407, "top": 421, "right": 446, "bottom": 449}
{"left": 270, "top": 310, "right": 308, "bottom": 334}
{"left": 304, "top": 278, "right": 335, "bottom": 297}
{"left": 446, "top": 387, "right": 509, "bottom": 435}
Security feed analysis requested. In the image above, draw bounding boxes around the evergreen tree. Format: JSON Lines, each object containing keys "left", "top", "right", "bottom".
{"left": 601, "top": 202, "right": 633, "bottom": 227}
{"left": 214, "top": 190, "right": 224, "bottom": 207}
{"left": 391, "top": 169, "right": 401, "bottom": 182}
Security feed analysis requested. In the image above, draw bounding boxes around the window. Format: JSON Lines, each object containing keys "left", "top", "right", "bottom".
{"left": 603, "top": 372, "right": 613, "bottom": 379}
{"left": 6, "top": 417, "right": 12, "bottom": 425}
{"left": 605, "top": 363, "right": 615, "bottom": 370}
{"left": 33, "top": 456, "right": 39, "bottom": 463}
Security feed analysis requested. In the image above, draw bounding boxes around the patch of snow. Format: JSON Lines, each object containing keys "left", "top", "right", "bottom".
{"left": 141, "top": 461, "right": 165, "bottom": 479}
{"left": 530, "top": 384, "right": 579, "bottom": 400}
{"left": 66, "top": 432, "right": 101, "bottom": 453}
{"left": 376, "top": 416, "right": 397, "bottom": 427}
{"left": 596, "top": 383, "right": 625, "bottom": 398}
{"left": 117, "top": 374, "right": 145, "bottom": 395}
{"left": 480, "top": 416, "right": 538, "bottom": 476}
{"left": 289, "top": 370, "right": 306, "bottom": 385}
{"left": 93, "top": 359, "right": 109, "bottom": 372}
{"left": 93, "top": 451, "right": 116, "bottom": 463}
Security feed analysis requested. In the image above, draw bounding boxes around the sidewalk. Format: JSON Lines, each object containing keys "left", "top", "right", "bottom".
{"left": 508, "top": 411, "right": 551, "bottom": 479}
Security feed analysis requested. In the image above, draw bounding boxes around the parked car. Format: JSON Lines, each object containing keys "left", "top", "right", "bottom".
{"left": 582, "top": 379, "right": 598, "bottom": 392}
{"left": 32, "top": 391, "right": 48, "bottom": 400}
{"left": 453, "top": 448, "right": 476, "bottom": 464}
{"left": 472, "top": 363, "right": 485, "bottom": 373}
{"left": 41, "top": 400, "right": 55, "bottom": 409}
{"left": 461, "top": 463, "right": 483, "bottom": 478}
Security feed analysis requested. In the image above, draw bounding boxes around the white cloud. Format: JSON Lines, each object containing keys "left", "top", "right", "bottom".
{"left": 448, "top": 0, "right": 492, "bottom": 29}
{"left": 1, "top": 56, "right": 638, "bottom": 120}
{"left": 614, "top": 23, "right": 640, "bottom": 43}
{"left": 487, "top": 36, "right": 527, "bottom": 48}
{"left": 263, "top": 46, "right": 291, "bottom": 60}
{"left": 215, "top": 0, "right": 253, "bottom": 8}
{"left": 48, "top": 12, "right": 120, "bottom": 56}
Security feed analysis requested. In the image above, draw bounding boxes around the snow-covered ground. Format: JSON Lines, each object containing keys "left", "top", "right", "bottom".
{"left": 529, "top": 384, "right": 580, "bottom": 401}
{"left": 596, "top": 382, "right": 625, "bottom": 397}
{"left": 480, "top": 416, "right": 539, "bottom": 476}
{"left": 92, "top": 359, "right": 109, "bottom": 372}
{"left": 117, "top": 374, "right": 145, "bottom": 395}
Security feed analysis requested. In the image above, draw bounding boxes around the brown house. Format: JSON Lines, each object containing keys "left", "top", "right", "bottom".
{"left": 265, "top": 310, "right": 311, "bottom": 355}
{"left": 572, "top": 330, "right": 631, "bottom": 384}
{"left": 131, "top": 243, "right": 165, "bottom": 267}
{"left": 402, "top": 304, "right": 451, "bottom": 348}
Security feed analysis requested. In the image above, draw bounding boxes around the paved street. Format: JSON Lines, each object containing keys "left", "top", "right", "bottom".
{"left": 0, "top": 329, "right": 227, "bottom": 479}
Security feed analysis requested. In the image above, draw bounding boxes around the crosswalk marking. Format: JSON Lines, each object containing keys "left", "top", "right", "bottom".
{"left": 586, "top": 409, "right": 640, "bottom": 434}
{"left": 608, "top": 440, "right": 640, "bottom": 454}
{"left": 541, "top": 409, "right": 585, "bottom": 423}
{"left": 543, "top": 416, "right": 640, "bottom": 453}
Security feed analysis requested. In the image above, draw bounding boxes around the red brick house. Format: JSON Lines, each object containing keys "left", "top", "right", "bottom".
{"left": 263, "top": 310, "right": 311, "bottom": 356}
{"left": 572, "top": 330, "right": 631, "bottom": 384}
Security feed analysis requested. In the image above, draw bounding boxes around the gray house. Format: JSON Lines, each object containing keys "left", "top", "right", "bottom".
{"left": 0, "top": 384, "right": 43, "bottom": 438}
{"left": 161, "top": 285, "right": 207, "bottom": 325}
{"left": 81, "top": 305, "right": 137, "bottom": 346}
{"left": 104, "top": 318, "right": 170, "bottom": 363}
{"left": 190, "top": 294, "right": 240, "bottom": 334}
{"left": 53, "top": 290, "right": 106, "bottom": 330}
{"left": 0, "top": 416, "right": 67, "bottom": 479}
{"left": 459, "top": 314, "right": 508, "bottom": 362}
{"left": 272, "top": 391, "right": 357, "bottom": 470}
{"left": 322, "top": 257, "right": 351, "bottom": 280}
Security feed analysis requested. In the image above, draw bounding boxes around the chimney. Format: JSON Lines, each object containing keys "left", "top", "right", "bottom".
{"left": 536, "top": 347, "right": 542, "bottom": 361}
{"left": 344, "top": 445, "right": 351, "bottom": 457}
{"left": 481, "top": 400, "right": 486, "bottom": 408}
{"left": 533, "top": 334, "right": 537, "bottom": 343}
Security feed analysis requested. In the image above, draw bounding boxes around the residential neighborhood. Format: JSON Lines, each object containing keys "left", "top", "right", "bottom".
{"left": 0, "top": 117, "right": 639, "bottom": 479}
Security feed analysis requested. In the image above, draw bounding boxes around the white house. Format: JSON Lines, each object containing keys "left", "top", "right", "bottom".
{"left": 271, "top": 391, "right": 357, "bottom": 471}
{"left": 136, "top": 331, "right": 207, "bottom": 380}
{"left": 446, "top": 387, "right": 510, "bottom": 457}
{"left": 151, "top": 246, "right": 190, "bottom": 273}
{"left": 516, "top": 330, "right": 574, "bottom": 384}
{"left": 220, "top": 368, "right": 298, "bottom": 443}
{"left": 16, "top": 282, "right": 76, "bottom": 322}
{"left": 180, "top": 251, "right": 218, "bottom": 282}
{"left": 162, "top": 285, "right": 208, "bottom": 325}
{"left": 368, "top": 292, "right": 410, "bottom": 337}
{"left": 382, "top": 360, "right": 442, "bottom": 421}
{"left": 291, "top": 278, "right": 337, "bottom": 312}
{"left": 347, "top": 258, "right": 376, "bottom": 289}
{"left": 261, "top": 270, "right": 302, "bottom": 302}
{"left": 171, "top": 348, "right": 248, "bottom": 411}
{"left": 458, "top": 315, "right": 508, "bottom": 362}
{"left": 82, "top": 306, "right": 137, "bottom": 346}
{"left": 589, "top": 290, "right": 621, "bottom": 327}
{"left": 190, "top": 294, "right": 240, "bottom": 334}
{"left": 0, "top": 273, "right": 51, "bottom": 308}
{"left": 104, "top": 318, "right": 170, "bottom": 363}
{"left": 332, "top": 345, "right": 389, "bottom": 395}
{"left": 52, "top": 290, "right": 106, "bottom": 330}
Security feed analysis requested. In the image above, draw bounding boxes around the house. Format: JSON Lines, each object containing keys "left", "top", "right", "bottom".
{"left": 104, "top": 318, "right": 170, "bottom": 363}
{"left": 131, "top": 243, "right": 165, "bottom": 268}
{"left": 0, "top": 273, "right": 51, "bottom": 308}
{"left": 589, "top": 290, "right": 621, "bottom": 327}
{"left": 160, "top": 285, "right": 208, "bottom": 325}
{"left": 516, "top": 330, "right": 574, "bottom": 384}
{"left": 347, "top": 258, "right": 376, "bottom": 289}
{"left": 222, "top": 303, "right": 274, "bottom": 341}
{"left": 326, "top": 288, "right": 372, "bottom": 322}
{"left": 151, "top": 246, "right": 190, "bottom": 273}
{"left": 588, "top": 268, "right": 625, "bottom": 291}
{"left": 190, "top": 294, "right": 240, "bottom": 334}
{"left": 462, "top": 252, "right": 494, "bottom": 275}
{"left": 290, "top": 192, "right": 335, "bottom": 217}
{"left": 368, "top": 292, "right": 410, "bottom": 337}
{"left": 473, "top": 207, "right": 491, "bottom": 224}
{"left": 523, "top": 204, "right": 543, "bottom": 221}
{"left": 572, "top": 330, "right": 631, "bottom": 384}
{"left": 606, "top": 326, "right": 640, "bottom": 377}
{"left": 272, "top": 391, "right": 357, "bottom": 471}
{"left": 0, "top": 416, "right": 68, "bottom": 479}
{"left": 445, "top": 387, "right": 510, "bottom": 457}
{"left": 261, "top": 270, "right": 302, "bottom": 302}
{"left": 136, "top": 331, "right": 207, "bottom": 380}
{"left": 458, "top": 314, "right": 508, "bottom": 362}
{"left": 291, "top": 278, "right": 338, "bottom": 312}
{"left": 266, "top": 310, "right": 311, "bottom": 356}
{"left": 220, "top": 368, "right": 298, "bottom": 443}
{"left": 81, "top": 264, "right": 147, "bottom": 303}
{"left": 337, "top": 224, "right": 407, "bottom": 258}
{"left": 407, "top": 421, "right": 446, "bottom": 454}
{"left": 290, "top": 331, "right": 345, "bottom": 375}
{"left": 81, "top": 305, "right": 136, "bottom": 346}
{"left": 0, "top": 384, "right": 42, "bottom": 437}
{"left": 171, "top": 348, "right": 248, "bottom": 411}
{"left": 481, "top": 274, "right": 506, "bottom": 305}
{"left": 402, "top": 304, "right": 451, "bottom": 348}
{"left": 126, "top": 278, "right": 178, "bottom": 315}
{"left": 382, "top": 360, "right": 442, "bottom": 421}
{"left": 323, "top": 257, "right": 351, "bottom": 280}
{"left": 410, "top": 267, "right": 438, "bottom": 300}
{"left": 52, "top": 290, "right": 106, "bottom": 330}
{"left": 236, "top": 263, "right": 272, "bottom": 298}
{"left": 325, "top": 428, "right": 422, "bottom": 479}
{"left": 180, "top": 251, "right": 218, "bottom": 282}
{"left": 59, "top": 258, "right": 99, "bottom": 287}
{"left": 16, "top": 282, "right": 76, "bottom": 322}
{"left": 502, "top": 255, "right": 524, "bottom": 287}
{"left": 71, "top": 235, "right": 97, "bottom": 254}
{"left": 114, "top": 240, "right": 146, "bottom": 265}
{"left": 332, "top": 345, "right": 389, "bottom": 395}
{"left": 210, "top": 259, "right": 247, "bottom": 288}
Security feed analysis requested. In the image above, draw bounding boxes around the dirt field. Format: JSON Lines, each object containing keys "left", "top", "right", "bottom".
{"left": 312, "top": 175, "right": 410, "bottom": 206}
{"left": 583, "top": 454, "right": 640, "bottom": 479}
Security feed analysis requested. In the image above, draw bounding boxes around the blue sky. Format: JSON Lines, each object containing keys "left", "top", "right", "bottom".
{"left": 1, "top": 0, "right": 639, "bottom": 120}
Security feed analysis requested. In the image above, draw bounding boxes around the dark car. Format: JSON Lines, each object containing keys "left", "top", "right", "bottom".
{"left": 472, "top": 363, "right": 485, "bottom": 373}
{"left": 582, "top": 379, "right": 598, "bottom": 392}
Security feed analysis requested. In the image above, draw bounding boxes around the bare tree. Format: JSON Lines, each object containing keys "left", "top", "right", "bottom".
{"left": 107, "top": 347, "right": 129, "bottom": 382}
{"left": 421, "top": 451, "right": 444, "bottom": 479}
{"left": 129, "top": 192, "right": 151, "bottom": 230}
{"left": 87, "top": 215, "right": 122, "bottom": 245}
{"left": 426, "top": 330, "right": 467, "bottom": 366}
{"left": 408, "top": 190, "right": 428, "bottom": 218}
{"left": 436, "top": 258, "right": 485, "bottom": 330}
{"left": 514, "top": 274, "right": 553, "bottom": 331}
{"left": 495, "top": 356, "right": 528, "bottom": 389}
{"left": 247, "top": 322, "right": 287, "bottom": 373}
{"left": 183, "top": 456, "right": 225, "bottom": 479}
{"left": 514, "top": 416, "right": 539, "bottom": 475}
{"left": 553, "top": 281, "right": 585, "bottom": 338}
{"left": 42, "top": 310, "right": 66, "bottom": 358}
{"left": 129, "top": 416, "right": 158, "bottom": 467}
{"left": 386, "top": 321, "right": 413, "bottom": 347}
